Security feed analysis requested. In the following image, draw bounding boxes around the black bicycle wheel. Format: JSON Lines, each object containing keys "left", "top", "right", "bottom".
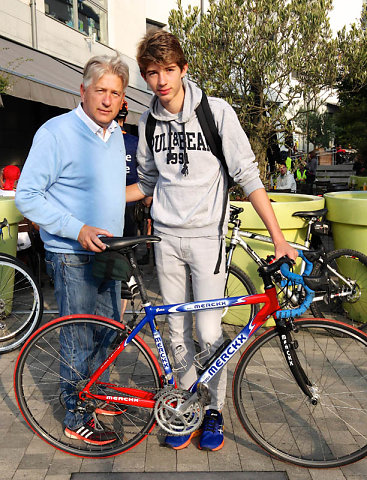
{"left": 0, "top": 256, "right": 43, "bottom": 353}
{"left": 14, "top": 316, "right": 162, "bottom": 458}
{"left": 310, "top": 249, "right": 367, "bottom": 328}
{"left": 233, "top": 318, "right": 367, "bottom": 467}
{"left": 222, "top": 265, "right": 259, "bottom": 326}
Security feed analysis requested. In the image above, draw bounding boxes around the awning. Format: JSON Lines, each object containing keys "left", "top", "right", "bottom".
{"left": 0, "top": 36, "right": 151, "bottom": 124}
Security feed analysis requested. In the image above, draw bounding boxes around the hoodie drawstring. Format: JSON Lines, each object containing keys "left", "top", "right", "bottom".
{"left": 181, "top": 123, "right": 189, "bottom": 176}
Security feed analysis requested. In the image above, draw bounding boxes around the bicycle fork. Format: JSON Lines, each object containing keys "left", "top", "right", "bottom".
{"left": 276, "top": 319, "right": 319, "bottom": 405}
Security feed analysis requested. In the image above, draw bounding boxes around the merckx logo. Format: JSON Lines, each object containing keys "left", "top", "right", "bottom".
{"left": 202, "top": 333, "right": 247, "bottom": 381}
{"left": 186, "top": 300, "right": 227, "bottom": 311}
{"left": 154, "top": 332, "right": 170, "bottom": 370}
{"left": 281, "top": 334, "right": 294, "bottom": 366}
{"left": 106, "top": 396, "right": 139, "bottom": 402}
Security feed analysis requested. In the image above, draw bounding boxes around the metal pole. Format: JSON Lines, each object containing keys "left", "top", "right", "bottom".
{"left": 30, "top": 0, "right": 38, "bottom": 49}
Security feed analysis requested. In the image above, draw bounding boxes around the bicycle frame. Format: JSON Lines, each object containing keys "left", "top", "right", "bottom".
{"left": 81, "top": 287, "right": 280, "bottom": 409}
{"left": 226, "top": 224, "right": 356, "bottom": 304}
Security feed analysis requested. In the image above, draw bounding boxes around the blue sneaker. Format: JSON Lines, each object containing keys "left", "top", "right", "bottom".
{"left": 164, "top": 429, "right": 201, "bottom": 450}
{"left": 199, "top": 409, "right": 224, "bottom": 451}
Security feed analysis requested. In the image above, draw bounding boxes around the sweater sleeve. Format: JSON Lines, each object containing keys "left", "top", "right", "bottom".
{"left": 210, "top": 98, "right": 264, "bottom": 196}
{"left": 135, "top": 111, "right": 159, "bottom": 197}
{"left": 15, "top": 127, "right": 84, "bottom": 240}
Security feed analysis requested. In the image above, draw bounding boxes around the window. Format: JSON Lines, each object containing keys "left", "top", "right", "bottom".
{"left": 45, "top": 0, "right": 108, "bottom": 44}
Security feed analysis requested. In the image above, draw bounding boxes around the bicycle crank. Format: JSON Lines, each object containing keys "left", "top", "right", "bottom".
{"left": 154, "top": 387, "right": 204, "bottom": 435}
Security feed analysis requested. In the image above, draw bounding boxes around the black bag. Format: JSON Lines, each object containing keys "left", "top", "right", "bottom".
{"left": 92, "top": 250, "right": 132, "bottom": 281}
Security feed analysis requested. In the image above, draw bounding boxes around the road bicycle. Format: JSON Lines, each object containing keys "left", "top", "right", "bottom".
{"left": 223, "top": 205, "right": 367, "bottom": 328}
{"left": 0, "top": 218, "right": 43, "bottom": 353}
{"left": 14, "top": 236, "right": 367, "bottom": 467}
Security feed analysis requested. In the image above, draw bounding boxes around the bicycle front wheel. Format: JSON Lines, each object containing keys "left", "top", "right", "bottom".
{"left": 0, "top": 256, "right": 43, "bottom": 353}
{"left": 310, "top": 249, "right": 367, "bottom": 327}
{"left": 233, "top": 318, "right": 367, "bottom": 468}
{"left": 14, "top": 315, "right": 162, "bottom": 458}
{"left": 222, "top": 265, "right": 258, "bottom": 326}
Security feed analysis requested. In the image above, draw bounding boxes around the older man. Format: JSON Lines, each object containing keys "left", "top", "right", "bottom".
{"left": 16, "top": 54, "right": 129, "bottom": 445}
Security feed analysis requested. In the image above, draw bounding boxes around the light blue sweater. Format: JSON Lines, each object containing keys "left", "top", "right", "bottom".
{"left": 16, "top": 110, "right": 126, "bottom": 253}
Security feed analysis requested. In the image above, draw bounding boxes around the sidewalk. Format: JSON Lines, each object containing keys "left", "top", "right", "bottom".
{"left": 0, "top": 263, "right": 366, "bottom": 480}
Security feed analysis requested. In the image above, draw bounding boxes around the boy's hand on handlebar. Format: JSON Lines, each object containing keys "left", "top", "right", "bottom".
{"left": 274, "top": 240, "right": 298, "bottom": 262}
{"left": 77, "top": 225, "right": 112, "bottom": 252}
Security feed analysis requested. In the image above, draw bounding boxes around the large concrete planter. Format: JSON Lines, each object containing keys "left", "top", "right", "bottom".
{"left": 324, "top": 191, "right": 367, "bottom": 323}
{"left": 226, "top": 193, "right": 324, "bottom": 326}
{"left": 0, "top": 197, "right": 23, "bottom": 256}
{"left": 0, "top": 198, "right": 23, "bottom": 314}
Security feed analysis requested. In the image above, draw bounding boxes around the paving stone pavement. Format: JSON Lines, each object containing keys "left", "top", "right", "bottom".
{"left": 1, "top": 261, "right": 367, "bottom": 480}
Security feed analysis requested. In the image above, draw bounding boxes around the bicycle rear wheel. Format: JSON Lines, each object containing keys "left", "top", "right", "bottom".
{"left": 222, "top": 265, "right": 258, "bottom": 325}
{"left": 310, "top": 249, "right": 367, "bottom": 328}
{"left": 0, "top": 256, "right": 43, "bottom": 353}
{"left": 233, "top": 318, "right": 367, "bottom": 468}
{"left": 14, "top": 315, "right": 162, "bottom": 458}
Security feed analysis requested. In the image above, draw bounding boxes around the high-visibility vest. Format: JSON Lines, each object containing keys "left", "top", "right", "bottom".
{"left": 296, "top": 169, "right": 307, "bottom": 181}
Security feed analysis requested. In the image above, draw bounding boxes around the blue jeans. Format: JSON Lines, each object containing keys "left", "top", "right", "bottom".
{"left": 45, "top": 251, "right": 121, "bottom": 429}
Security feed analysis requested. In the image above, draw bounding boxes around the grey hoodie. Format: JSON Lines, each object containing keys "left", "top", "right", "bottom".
{"left": 137, "top": 78, "right": 263, "bottom": 237}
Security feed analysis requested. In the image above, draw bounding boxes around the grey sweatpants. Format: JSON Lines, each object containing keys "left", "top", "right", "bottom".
{"left": 154, "top": 232, "right": 227, "bottom": 411}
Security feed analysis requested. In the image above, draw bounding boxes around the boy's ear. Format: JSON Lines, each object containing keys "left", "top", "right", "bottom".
{"left": 141, "top": 72, "right": 147, "bottom": 81}
{"left": 181, "top": 63, "right": 188, "bottom": 78}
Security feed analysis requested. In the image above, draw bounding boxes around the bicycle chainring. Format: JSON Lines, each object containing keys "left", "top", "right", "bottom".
{"left": 154, "top": 388, "right": 204, "bottom": 435}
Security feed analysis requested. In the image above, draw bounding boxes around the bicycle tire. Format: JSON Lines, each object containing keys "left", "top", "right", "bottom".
{"left": 0, "top": 255, "right": 43, "bottom": 353}
{"left": 310, "top": 249, "right": 367, "bottom": 328}
{"left": 233, "top": 318, "right": 367, "bottom": 467}
{"left": 222, "top": 265, "right": 259, "bottom": 325}
{"left": 14, "top": 315, "right": 162, "bottom": 458}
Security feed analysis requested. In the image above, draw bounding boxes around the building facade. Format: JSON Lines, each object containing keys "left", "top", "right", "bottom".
{"left": 0, "top": 0, "right": 193, "bottom": 167}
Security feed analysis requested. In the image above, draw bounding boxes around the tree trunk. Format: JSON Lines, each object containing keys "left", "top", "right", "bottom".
{"left": 249, "top": 136, "right": 268, "bottom": 187}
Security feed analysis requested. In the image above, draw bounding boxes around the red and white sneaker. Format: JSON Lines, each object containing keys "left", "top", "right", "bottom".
{"left": 95, "top": 402, "right": 126, "bottom": 416}
{"left": 64, "top": 418, "right": 117, "bottom": 445}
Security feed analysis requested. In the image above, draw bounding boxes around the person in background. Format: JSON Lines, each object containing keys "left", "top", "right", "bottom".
{"left": 276, "top": 162, "right": 297, "bottom": 192}
{"left": 0, "top": 165, "right": 20, "bottom": 196}
{"left": 115, "top": 101, "right": 140, "bottom": 316}
{"left": 126, "top": 30, "right": 297, "bottom": 452}
{"left": 305, "top": 151, "right": 318, "bottom": 194}
{"left": 15, "top": 54, "right": 129, "bottom": 446}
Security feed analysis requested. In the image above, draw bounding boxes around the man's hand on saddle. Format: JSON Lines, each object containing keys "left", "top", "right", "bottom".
{"left": 77, "top": 225, "right": 112, "bottom": 252}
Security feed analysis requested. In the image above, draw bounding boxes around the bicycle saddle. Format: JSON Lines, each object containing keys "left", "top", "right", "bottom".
{"left": 292, "top": 208, "right": 328, "bottom": 219}
{"left": 100, "top": 235, "right": 161, "bottom": 251}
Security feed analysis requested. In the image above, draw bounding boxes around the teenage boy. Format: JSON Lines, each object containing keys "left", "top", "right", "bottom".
{"left": 126, "top": 30, "right": 297, "bottom": 451}
{"left": 16, "top": 54, "right": 129, "bottom": 445}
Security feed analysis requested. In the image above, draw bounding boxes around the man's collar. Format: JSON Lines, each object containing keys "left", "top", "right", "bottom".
{"left": 76, "top": 104, "right": 118, "bottom": 135}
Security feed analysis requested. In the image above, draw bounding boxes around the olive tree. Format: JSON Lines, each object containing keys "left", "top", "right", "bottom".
{"left": 169, "top": 0, "right": 367, "bottom": 179}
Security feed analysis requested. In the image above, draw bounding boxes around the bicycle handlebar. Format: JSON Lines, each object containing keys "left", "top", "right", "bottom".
{"left": 275, "top": 250, "right": 315, "bottom": 319}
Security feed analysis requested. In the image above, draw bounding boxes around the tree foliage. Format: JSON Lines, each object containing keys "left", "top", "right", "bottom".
{"left": 295, "top": 110, "right": 336, "bottom": 149}
{"left": 168, "top": 0, "right": 367, "bottom": 178}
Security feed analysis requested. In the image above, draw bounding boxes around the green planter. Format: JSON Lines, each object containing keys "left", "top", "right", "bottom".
{"left": 0, "top": 198, "right": 23, "bottom": 314}
{"left": 325, "top": 191, "right": 367, "bottom": 323}
{"left": 0, "top": 198, "right": 23, "bottom": 256}
{"left": 226, "top": 193, "right": 325, "bottom": 326}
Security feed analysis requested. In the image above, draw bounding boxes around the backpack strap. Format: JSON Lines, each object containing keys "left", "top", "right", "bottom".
{"left": 196, "top": 92, "right": 228, "bottom": 171}
{"left": 197, "top": 92, "right": 230, "bottom": 275}
{"left": 145, "top": 113, "right": 157, "bottom": 155}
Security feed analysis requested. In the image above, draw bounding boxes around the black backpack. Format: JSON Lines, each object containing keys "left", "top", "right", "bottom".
{"left": 145, "top": 91, "right": 235, "bottom": 188}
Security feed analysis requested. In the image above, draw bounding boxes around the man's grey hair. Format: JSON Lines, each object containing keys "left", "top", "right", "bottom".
{"left": 83, "top": 54, "right": 129, "bottom": 91}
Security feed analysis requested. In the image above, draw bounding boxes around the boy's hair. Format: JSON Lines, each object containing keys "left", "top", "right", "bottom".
{"left": 136, "top": 30, "right": 187, "bottom": 75}
{"left": 83, "top": 54, "right": 129, "bottom": 91}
